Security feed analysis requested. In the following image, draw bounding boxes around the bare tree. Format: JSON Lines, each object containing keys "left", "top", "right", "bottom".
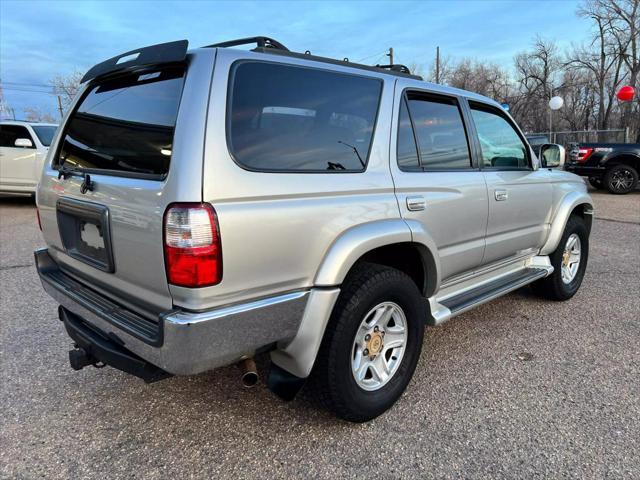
{"left": 50, "top": 71, "right": 83, "bottom": 111}
{"left": 568, "top": 1, "right": 628, "bottom": 130}
{"left": 0, "top": 82, "right": 16, "bottom": 120}
{"left": 512, "top": 38, "right": 562, "bottom": 132}
{"left": 24, "top": 107, "right": 57, "bottom": 123}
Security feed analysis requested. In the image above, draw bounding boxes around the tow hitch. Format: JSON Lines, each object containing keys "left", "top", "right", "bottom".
{"left": 59, "top": 306, "right": 171, "bottom": 383}
{"left": 68, "top": 346, "right": 104, "bottom": 371}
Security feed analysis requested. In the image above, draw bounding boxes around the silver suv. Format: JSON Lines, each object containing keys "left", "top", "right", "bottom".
{"left": 35, "top": 38, "right": 593, "bottom": 422}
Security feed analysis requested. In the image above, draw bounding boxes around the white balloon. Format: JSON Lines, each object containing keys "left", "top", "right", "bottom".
{"left": 549, "top": 96, "right": 564, "bottom": 110}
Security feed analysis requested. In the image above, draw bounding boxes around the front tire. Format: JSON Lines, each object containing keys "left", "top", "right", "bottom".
{"left": 307, "top": 263, "right": 425, "bottom": 422}
{"left": 604, "top": 164, "right": 638, "bottom": 194}
{"left": 532, "top": 215, "right": 588, "bottom": 301}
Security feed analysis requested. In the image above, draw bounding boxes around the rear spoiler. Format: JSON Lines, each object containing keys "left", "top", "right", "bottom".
{"left": 81, "top": 40, "right": 189, "bottom": 84}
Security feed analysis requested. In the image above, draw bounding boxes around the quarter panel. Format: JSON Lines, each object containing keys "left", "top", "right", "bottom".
{"left": 189, "top": 49, "right": 400, "bottom": 310}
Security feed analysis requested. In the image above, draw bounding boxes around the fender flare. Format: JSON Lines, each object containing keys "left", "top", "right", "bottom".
{"left": 314, "top": 218, "right": 440, "bottom": 294}
{"left": 540, "top": 191, "right": 594, "bottom": 255}
{"left": 271, "top": 219, "right": 441, "bottom": 380}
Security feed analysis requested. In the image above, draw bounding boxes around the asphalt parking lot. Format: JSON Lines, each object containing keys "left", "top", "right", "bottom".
{"left": 1, "top": 187, "right": 638, "bottom": 479}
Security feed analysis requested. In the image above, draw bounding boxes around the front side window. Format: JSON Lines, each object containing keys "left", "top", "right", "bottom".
{"left": 57, "top": 67, "right": 185, "bottom": 177}
{"left": 470, "top": 104, "right": 529, "bottom": 169}
{"left": 405, "top": 94, "right": 471, "bottom": 169}
{"left": 0, "top": 125, "right": 34, "bottom": 148}
{"left": 228, "top": 62, "right": 382, "bottom": 172}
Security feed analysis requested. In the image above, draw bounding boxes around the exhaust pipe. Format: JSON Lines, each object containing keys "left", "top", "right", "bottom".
{"left": 239, "top": 357, "right": 259, "bottom": 387}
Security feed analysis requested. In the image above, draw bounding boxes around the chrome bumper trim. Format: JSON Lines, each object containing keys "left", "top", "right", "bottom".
{"left": 35, "top": 248, "right": 309, "bottom": 375}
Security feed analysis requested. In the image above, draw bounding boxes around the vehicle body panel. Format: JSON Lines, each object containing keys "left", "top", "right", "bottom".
{"left": 37, "top": 49, "right": 216, "bottom": 314}
{"left": 566, "top": 142, "right": 640, "bottom": 179}
{"left": 0, "top": 122, "right": 56, "bottom": 193}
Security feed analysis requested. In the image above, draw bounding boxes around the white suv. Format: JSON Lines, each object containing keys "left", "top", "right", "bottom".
{"left": 0, "top": 121, "right": 58, "bottom": 194}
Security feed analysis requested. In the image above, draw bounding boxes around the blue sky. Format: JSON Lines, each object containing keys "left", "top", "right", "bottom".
{"left": 1, "top": 0, "right": 588, "bottom": 119}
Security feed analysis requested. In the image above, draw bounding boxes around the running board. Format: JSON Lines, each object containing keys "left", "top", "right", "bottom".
{"left": 427, "top": 265, "right": 551, "bottom": 326}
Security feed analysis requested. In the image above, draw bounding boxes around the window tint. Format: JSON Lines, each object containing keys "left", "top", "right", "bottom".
{"left": 470, "top": 104, "right": 528, "bottom": 169}
{"left": 229, "top": 62, "right": 382, "bottom": 172}
{"left": 397, "top": 97, "right": 420, "bottom": 169}
{"left": 57, "top": 67, "right": 185, "bottom": 177}
{"left": 31, "top": 125, "right": 57, "bottom": 146}
{"left": 0, "top": 125, "right": 34, "bottom": 148}
{"left": 406, "top": 94, "right": 471, "bottom": 169}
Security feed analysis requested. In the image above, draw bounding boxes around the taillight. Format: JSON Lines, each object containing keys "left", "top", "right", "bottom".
{"left": 577, "top": 148, "right": 594, "bottom": 163}
{"left": 163, "top": 203, "right": 222, "bottom": 288}
{"left": 36, "top": 207, "right": 42, "bottom": 231}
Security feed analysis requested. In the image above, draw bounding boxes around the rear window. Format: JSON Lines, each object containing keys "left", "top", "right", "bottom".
{"left": 228, "top": 62, "right": 382, "bottom": 172}
{"left": 56, "top": 67, "right": 185, "bottom": 177}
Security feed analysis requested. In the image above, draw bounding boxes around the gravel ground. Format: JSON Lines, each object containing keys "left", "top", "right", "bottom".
{"left": 1, "top": 188, "right": 639, "bottom": 479}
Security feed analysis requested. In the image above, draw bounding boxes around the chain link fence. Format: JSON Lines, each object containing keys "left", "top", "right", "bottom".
{"left": 526, "top": 128, "right": 630, "bottom": 146}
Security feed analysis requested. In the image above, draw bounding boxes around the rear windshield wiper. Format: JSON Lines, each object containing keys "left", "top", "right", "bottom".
{"left": 57, "top": 164, "right": 95, "bottom": 193}
{"left": 57, "top": 164, "right": 83, "bottom": 180}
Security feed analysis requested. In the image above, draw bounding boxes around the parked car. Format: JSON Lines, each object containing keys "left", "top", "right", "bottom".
{"left": 0, "top": 121, "right": 58, "bottom": 194}
{"left": 525, "top": 134, "right": 550, "bottom": 158}
{"left": 34, "top": 38, "right": 593, "bottom": 422}
{"left": 566, "top": 142, "right": 640, "bottom": 194}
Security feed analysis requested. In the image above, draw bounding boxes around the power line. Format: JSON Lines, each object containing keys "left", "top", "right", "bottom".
{"left": 0, "top": 86, "right": 54, "bottom": 94}
{"left": 1, "top": 81, "right": 52, "bottom": 89}
{"left": 355, "top": 50, "right": 388, "bottom": 63}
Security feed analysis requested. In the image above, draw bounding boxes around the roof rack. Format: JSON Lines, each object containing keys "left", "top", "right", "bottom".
{"left": 204, "top": 36, "right": 289, "bottom": 51}
{"left": 205, "top": 37, "right": 423, "bottom": 81}
{"left": 375, "top": 64, "right": 413, "bottom": 75}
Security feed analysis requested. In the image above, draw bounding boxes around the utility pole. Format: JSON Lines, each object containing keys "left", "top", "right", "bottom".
{"left": 57, "top": 95, "right": 64, "bottom": 119}
{"left": 435, "top": 46, "right": 440, "bottom": 84}
{"left": 387, "top": 47, "right": 394, "bottom": 65}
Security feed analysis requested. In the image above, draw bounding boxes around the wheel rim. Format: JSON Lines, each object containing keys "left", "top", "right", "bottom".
{"left": 561, "top": 233, "right": 581, "bottom": 284}
{"left": 611, "top": 168, "right": 634, "bottom": 190}
{"left": 351, "top": 301, "right": 407, "bottom": 391}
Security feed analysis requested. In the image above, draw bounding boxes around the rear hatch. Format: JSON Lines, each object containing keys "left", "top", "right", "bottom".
{"left": 37, "top": 43, "right": 214, "bottom": 317}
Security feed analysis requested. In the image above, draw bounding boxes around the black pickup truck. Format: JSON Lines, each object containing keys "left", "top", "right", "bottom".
{"left": 566, "top": 143, "right": 640, "bottom": 194}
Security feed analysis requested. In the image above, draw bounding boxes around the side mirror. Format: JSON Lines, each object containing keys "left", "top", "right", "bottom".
{"left": 14, "top": 138, "right": 34, "bottom": 148}
{"left": 540, "top": 143, "right": 565, "bottom": 169}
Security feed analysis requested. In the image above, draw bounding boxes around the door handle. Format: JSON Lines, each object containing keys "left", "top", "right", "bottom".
{"left": 406, "top": 196, "right": 426, "bottom": 211}
{"left": 494, "top": 189, "right": 508, "bottom": 201}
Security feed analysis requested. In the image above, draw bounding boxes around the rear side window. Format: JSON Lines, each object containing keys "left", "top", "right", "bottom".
{"left": 228, "top": 62, "right": 382, "bottom": 172}
{"left": 57, "top": 67, "right": 185, "bottom": 177}
{"left": 406, "top": 93, "right": 471, "bottom": 169}
{"left": 470, "top": 103, "right": 529, "bottom": 169}
{"left": 0, "top": 125, "right": 34, "bottom": 148}
{"left": 396, "top": 97, "right": 420, "bottom": 170}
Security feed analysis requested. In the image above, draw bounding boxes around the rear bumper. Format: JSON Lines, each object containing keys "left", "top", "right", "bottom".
{"left": 35, "top": 248, "right": 309, "bottom": 375}
{"left": 565, "top": 163, "right": 605, "bottom": 177}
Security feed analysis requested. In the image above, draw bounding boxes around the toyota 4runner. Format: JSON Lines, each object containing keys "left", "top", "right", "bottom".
{"left": 35, "top": 38, "right": 593, "bottom": 422}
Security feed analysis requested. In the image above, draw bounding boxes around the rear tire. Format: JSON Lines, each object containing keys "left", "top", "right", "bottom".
{"left": 604, "top": 164, "right": 638, "bottom": 194}
{"left": 588, "top": 177, "right": 604, "bottom": 190}
{"left": 532, "top": 215, "right": 588, "bottom": 301}
{"left": 307, "top": 263, "right": 425, "bottom": 422}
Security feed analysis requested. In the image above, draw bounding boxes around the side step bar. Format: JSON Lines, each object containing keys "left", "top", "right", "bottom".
{"left": 428, "top": 266, "right": 551, "bottom": 325}
{"left": 442, "top": 268, "right": 549, "bottom": 315}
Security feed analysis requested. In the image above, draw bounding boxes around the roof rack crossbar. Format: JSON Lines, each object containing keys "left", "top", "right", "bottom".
{"left": 375, "top": 64, "right": 412, "bottom": 75}
{"left": 205, "top": 36, "right": 289, "bottom": 51}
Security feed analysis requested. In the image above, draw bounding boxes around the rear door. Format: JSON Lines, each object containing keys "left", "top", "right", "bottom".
{"left": 37, "top": 49, "right": 215, "bottom": 315}
{"left": 390, "top": 87, "right": 488, "bottom": 282}
{"left": 467, "top": 101, "right": 552, "bottom": 266}
{"left": 0, "top": 124, "right": 38, "bottom": 189}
